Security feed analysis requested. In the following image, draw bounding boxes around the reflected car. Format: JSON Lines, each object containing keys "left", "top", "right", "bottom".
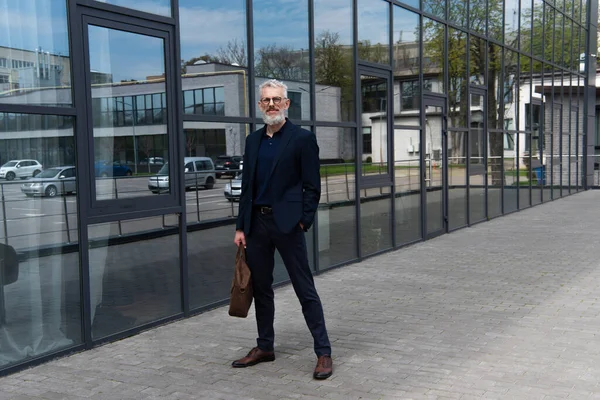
{"left": 224, "top": 173, "right": 242, "bottom": 201}
{"left": 0, "top": 159, "right": 43, "bottom": 180}
{"left": 140, "top": 157, "right": 165, "bottom": 165}
{"left": 94, "top": 161, "right": 133, "bottom": 177}
{"left": 148, "top": 157, "right": 216, "bottom": 194}
{"left": 215, "top": 155, "right": 243, "bottom": 178}
{"left": 20, "top": 166, "right": 76, "bottom": 197}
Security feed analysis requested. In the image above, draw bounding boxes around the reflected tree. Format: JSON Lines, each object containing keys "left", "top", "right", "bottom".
{"left": 255, "top": 44, "right": 309, "bottom": 81}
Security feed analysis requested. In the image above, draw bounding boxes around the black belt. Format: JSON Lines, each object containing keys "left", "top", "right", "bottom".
{"left": 255, "top": 206, "right": 273, "bottom": 215}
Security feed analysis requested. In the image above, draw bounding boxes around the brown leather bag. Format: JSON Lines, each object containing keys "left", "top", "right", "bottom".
{"left": 228, "top": 245, "right": 253, "bottom": 318}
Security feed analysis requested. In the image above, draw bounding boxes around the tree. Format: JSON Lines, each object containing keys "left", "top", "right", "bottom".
{"left": 182, "top": 39, "right": 247, "bottom": 72}
{"left": 255, "top": 44, "right": 309, "bottom": 81}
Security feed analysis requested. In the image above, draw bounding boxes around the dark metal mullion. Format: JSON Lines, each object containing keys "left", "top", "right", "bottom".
{"left": 465, "top": 33, "right": 471, "bottom": 225}
{"left": 419, "top": 13, "right": 426, "bottom": 240}
{"left": 247, "top": 0, "right": 256, "bottom": 122}
{"left": 308, "top": 0, "right": 320, "bottom": 273}
{"left": 69, "top": 0, "right": 93, "bottom": 349}
{"left": 87, "top": 205, "right": 184, "bottom": 225}
{"left": 76, "top": 0, "right": 175, "bottom": 25}
{"left": 353, "top": 0, "right": 362, "bottom": 260}
{"left": 0, "top": 104, "right": 76, "bottom": 116}
{"left": 172, "top": 0, "right": 189, "bottom": 317}
{"left": 182, "top": 114, "right": 256, "bottom": 124}
{"left": 388, "top": 2, "right": 397, "bottom": 248}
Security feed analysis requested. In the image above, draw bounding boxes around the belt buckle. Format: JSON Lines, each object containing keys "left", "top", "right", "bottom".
{"left": 260, "top": 206, "right": 271, "bottom": 215}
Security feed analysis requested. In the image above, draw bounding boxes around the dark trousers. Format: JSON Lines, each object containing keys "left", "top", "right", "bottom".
{"left": 245, "top": 212, "right": 331, "bottom": 357}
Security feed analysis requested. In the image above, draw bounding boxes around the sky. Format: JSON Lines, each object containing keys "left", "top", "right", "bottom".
{"left": 0, "top": 0, "right": 425, "bottom": 82}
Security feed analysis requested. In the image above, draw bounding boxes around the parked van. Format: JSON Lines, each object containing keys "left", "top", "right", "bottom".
{"left": 148, "top": 156, "right": 216, "bottom": 194}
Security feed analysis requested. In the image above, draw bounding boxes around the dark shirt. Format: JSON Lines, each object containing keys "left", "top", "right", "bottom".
{"left": 253, "top": 126, "right": 283, "bottom": 206}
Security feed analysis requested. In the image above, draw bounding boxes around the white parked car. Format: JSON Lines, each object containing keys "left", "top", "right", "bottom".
{"left": 0, "top": 159, "right": 43, "bottom": 180}
{"left": 21, "top": 166, "right": 76, "bottom": 197}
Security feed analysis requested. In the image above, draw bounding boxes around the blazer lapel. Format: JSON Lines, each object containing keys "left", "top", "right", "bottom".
{"left": 268, "top": 122, "right": 293, "bottom": 179}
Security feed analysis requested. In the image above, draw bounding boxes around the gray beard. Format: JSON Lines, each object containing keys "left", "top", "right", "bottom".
{"left": 262, "top": 112, "right": 285, "bottom": 125}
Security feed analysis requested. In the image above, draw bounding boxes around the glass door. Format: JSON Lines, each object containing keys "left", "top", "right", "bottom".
{"left": 358, "top": 67, "right": 393, "bottom": 256}
{"left": 423, "top": 96, "right": 447, "bottom": 238}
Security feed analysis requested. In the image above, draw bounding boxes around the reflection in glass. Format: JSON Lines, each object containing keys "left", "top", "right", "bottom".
{"left": 487, "top": 132, "right": 504, "bottom": 217}
{"left": 394, "top": 128, "right": 421, "bottom": 242}
{"left": 448, "top": 131, "right": 467, "bottom": 230}
{"left": 360, "top": 189, "right": 392, "bottom": 256}
{"left": 469, "top": 93, "right": 486, "bottom": 223}
{"left": 360, "top": 74, "right": 388, "bottom": 177}
{"left": 182, "top": 122, "right": 247, "bottom": 224}
{"left": 393, "top": 7, "right": 420, "bottom": 78}
{"left": 503, "top": 132, "right": 518, "bottom": 213}
{"left": 505, "top": 0, "right": 519, "bottom": 48}
{"left": 0, "top": 0, "right": 72, "bottom": 106}
{"left": 357, "top": 0, "right": 390, "bottom": 64}
{"left": 469, "top": 0, "right": 486, "bottom": 33}
{"left": 469, "top": 36, "right": 485, "bottom": 85}
{"left": 424, "top": 103, "right": 444, "bottom": 235}
{"left": 89, "top": 216, "right": 181, "bottom": 339}
{"left": 422, "top": 18, "right": 445, "bottom": 95}
{"left": 0, "top": 114, "right": 80, "bottom": 367}
{"left": 315, "top": 0, "right": 354, "bottom": 122}
{"left": 180, "top": 0, "right": 247, "bottom": 117}
{"left": 318, "top": 128, "right": 357, "bottom": 268}
{"left": 489, "top": 0, "right": 504, "bottom": 42}
{"left": 520, "top": 0, "right": 532, "bottom": 53}
{"left": 253, "top": 0, "right": 310, "bottom": 118}
{"left": 88, "top": 26, "right": 169, "bottom": 200}
{"left": 94, "top": 0, "right": 171, "bottom": 16}
{"left": 425, "top": 0, "right": 446, "bottom": 19}
{"left": 531, "top": 0, "right": 544, "bottom": 60}
{"left": 448, "top": 28, "right": 467, "bottom": 128}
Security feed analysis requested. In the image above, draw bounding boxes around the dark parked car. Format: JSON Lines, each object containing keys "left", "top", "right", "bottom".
{"left": 214, "top": 155, "right": 242, "bottom": 178}
{"left": 94, "top": 161, "right": 133, "bottom": 177}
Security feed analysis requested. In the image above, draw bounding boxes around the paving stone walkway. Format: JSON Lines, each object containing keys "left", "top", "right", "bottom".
{"left": 2, "top": 191, "right": 600, "bottom": 399}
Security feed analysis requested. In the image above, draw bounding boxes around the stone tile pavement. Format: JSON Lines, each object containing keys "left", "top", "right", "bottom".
{"left": 3, "top": 191, "right": 600, "bottom": 399}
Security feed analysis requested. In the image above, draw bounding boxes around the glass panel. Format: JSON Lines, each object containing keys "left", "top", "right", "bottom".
{"left": 469, "top": 35, "right": 485, "bottom": 85}
{"left": 552, "top": 102, "right": 562, "bottom": 198}
{"left": 0, "top": 113, "right": 80, "bottom": 367}
{"left": 469, "top": 0, "right": 486, "bottom": 33}
{"left": 360, "top": 188, "right": 392, "bottom": 256}
{"left": 487, "top": 131, "right": 503, "bottom": 217}
{"left": 554, "top": 12, "right": 563, "bottom": 65}
{"left": 469, "top": 93, "right": 486, "bottom": 223}
{"left": 532, "top": 0, "right": 544, "bottom": 60}
{"left": 448, "top": 28, "right": 467, "bottom": 128}
{"left": 393, "top": 6, "right": 419, "bottom": 78}
{"left": 544, "top": 6, "right": 555, "bottom": 63}
{"left": 505, "top": 0, "right": 519, "bottom": 48}
{"left": 520, "top": 0, "right": 532, "bottom": 53}
{"left": 425, "top": 0, "right": 446, "bottom": 19}
{"left": 88, "top": 26, "right": 169, "bottom": 200}
{"left": 422, "top": 18, "right": 445, "bottom": 95}
{"left": 360, "top": 74, "right": 388, "bottom": 177}
{"left": 489, "top": 0, "right": 504, "bottom": 42}
{"left": 448, "top": 131, "right": 467, "bottom": 229}
{"left": 318, "top": 127, "right": 358, "bottom": 269}
{"left": 182, "top": 122, "right": 247, "bottom": 224}
{"left": 394, "top": 128, "right": 421, "bottom": 243}
{"left": 0, "top": 0, "right": 72, "bottom": 106}
{"left": 357, "top": 0, "right": 390, "bottom": 64}
{"left": 503, "top": 132, "right": 518, "bottom": 212}
{"left": 89, "top": 215, "right": 181, "bottom": 339}
{"left": 94, "top": 0, "right": 171, "bottom": 16}
{"left": 424, "top": 103, "right": 444, "bottom": 235}
{"left": 253, "top": 0, "right": 310, "bottom": 118}
{"left": 180, "top": 0, "right": 247, "bottom": 117}
{"left": 315, "top": 0, "right": 355, "bottom": 122}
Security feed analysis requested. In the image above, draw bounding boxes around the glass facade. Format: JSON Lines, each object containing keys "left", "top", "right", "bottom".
{"left": 0, "top": 0, "right": 596, "bottom": 374}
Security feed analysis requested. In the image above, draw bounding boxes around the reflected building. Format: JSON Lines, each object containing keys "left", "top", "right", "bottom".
{"left": 0, "top": 0, "right": 596, "bottom": 375}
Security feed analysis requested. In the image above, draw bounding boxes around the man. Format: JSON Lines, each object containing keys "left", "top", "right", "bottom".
{"left": 232, "top": 79, "right": 333, "bottom": 380}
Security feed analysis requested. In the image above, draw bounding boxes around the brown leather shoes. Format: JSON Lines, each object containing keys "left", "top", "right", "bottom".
{"left": 231, "top": 347, "right": 275, "bottom": 368}
{"left": 313, "top": 355, "right": 333, "bottom": 379}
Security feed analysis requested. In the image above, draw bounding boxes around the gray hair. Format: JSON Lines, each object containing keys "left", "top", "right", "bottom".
{"left": 259, "top": 79, "right": 288, "bottom": 98}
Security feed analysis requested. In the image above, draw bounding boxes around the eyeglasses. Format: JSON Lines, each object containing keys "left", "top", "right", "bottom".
{"left": 259, "top": 97, "right": 287, "bottom": 105}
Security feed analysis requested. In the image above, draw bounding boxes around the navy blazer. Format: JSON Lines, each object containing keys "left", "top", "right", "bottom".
{"left": 236, "top": 119, "right": 321, "bottom": 235}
